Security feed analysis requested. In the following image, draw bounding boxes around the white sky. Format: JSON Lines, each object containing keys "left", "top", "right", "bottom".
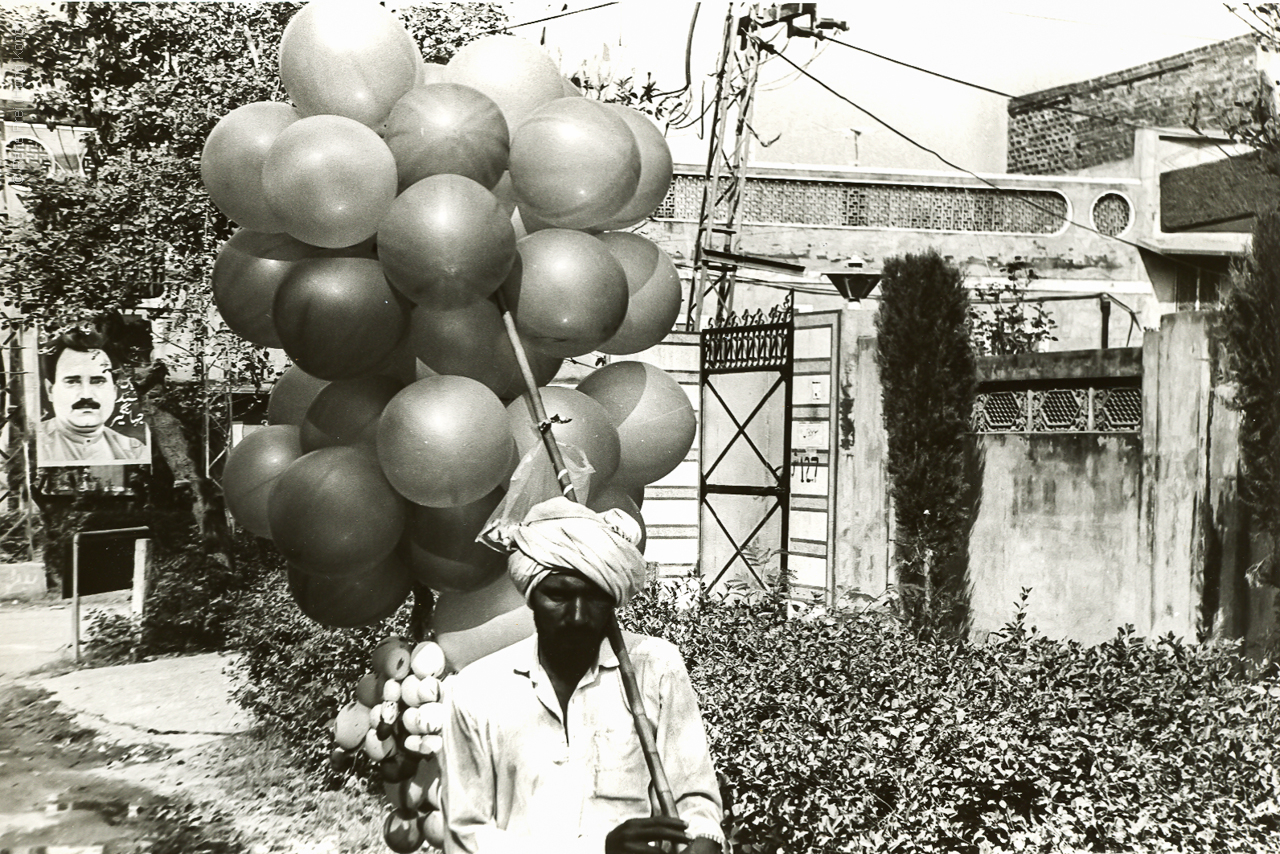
{"left": 506, "top": 0, "right": 1254, "bottom": 173}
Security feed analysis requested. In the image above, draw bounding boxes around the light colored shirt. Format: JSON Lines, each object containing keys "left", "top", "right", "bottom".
{"left": 37, "top": 419, "right": 147, "bottom": 465}
{"left": 441, "top": 631, "right": 724, "bottom": 854}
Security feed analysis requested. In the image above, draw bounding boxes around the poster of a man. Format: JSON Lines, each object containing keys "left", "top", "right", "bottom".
{"left": 36, "top": 326, "right": 150, "bottom": 467}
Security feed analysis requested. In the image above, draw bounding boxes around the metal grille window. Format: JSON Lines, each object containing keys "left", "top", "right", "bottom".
{"left": 3, "top": 137, "right": 53, "bottom": 184}
{"left": 655, "top": 175, "right": 1069, "bottom": 234}
{"left": 1091, "top": 192, "right": 1131, "bottom": 237}
{"left": 972, "top": 383, "right": 1142, "bottom": 433}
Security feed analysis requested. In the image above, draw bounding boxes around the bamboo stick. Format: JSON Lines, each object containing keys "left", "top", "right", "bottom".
{"left": 495, "top": 290, "right": 680, "bottom": 820}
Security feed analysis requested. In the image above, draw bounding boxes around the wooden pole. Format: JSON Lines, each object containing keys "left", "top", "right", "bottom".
{"left": 495, "top": 291, "right": 680, "bottom": 820}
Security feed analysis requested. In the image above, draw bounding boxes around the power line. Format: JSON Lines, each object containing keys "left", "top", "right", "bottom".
{"left": 819, "top": 33, "right": 1152, "bottom": 133}
{"left": 813, "top": 32, "right": 1246, "bottom": 165}
{"left": 490, "top": 2, "right": 620, "bottom": 35}
{"left": 752, "top": 36, "right": 1231, "bottom": 281}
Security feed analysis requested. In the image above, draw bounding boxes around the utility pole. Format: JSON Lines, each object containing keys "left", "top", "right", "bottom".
{"left": 686, "top": 3, "right": 846, "bottom": 330}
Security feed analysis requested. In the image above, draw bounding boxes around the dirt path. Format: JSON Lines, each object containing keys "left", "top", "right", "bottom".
{"left": 0, "top": 681, "right": 385, "bottom": 854}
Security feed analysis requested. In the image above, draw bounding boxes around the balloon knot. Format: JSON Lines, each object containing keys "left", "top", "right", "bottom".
{"left": 538, "top": 414, "right": 572, "bottom": 433}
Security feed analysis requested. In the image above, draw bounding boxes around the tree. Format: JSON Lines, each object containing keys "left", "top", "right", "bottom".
{"left": 1219, "top": 208, "right": 1280, "bottom": 589}
{"left": 875, "top": 249, "right": 978, "bottom": 635}
{"left": 0, "top": 2, "right": 507, "bottom": 583}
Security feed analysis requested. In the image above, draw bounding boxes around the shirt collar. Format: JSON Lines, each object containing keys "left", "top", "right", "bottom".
{"left": 513, "top": 634, "right": 620, "bottom": 680}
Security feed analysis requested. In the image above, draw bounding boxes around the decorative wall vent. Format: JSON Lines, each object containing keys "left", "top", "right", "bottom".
{"left": 1091, "top": 192, "right": 1132, "bottom": 237}
{"left": 972, "top": 384, "right": 1141, "bottom": 434}
{"left": 655, "top": 175, "right": 1070, "bottom": 234}
{"left": 3, "top": 137, "right": 54, "bottom": 185}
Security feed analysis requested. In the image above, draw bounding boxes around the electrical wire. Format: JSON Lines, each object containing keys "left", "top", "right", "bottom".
{"left": 813, "top": 31, "right": 1244, "bottom": 162}
{"left": 751, "top": 35, "right": 1236, "bottom": 282}
{"left": 490, "top": 1, "right": 620, "bottom": 35}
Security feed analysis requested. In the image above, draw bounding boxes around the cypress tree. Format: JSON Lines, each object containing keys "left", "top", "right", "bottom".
{"left": 875, "top": 249, "right": 978, "bottom": 634}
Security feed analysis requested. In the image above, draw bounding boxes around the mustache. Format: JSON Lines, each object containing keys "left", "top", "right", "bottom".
{"left": 71, "top": 399, "right": 101, "bottom": 411}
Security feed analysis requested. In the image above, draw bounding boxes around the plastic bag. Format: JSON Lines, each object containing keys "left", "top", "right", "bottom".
{"left": 479, "top": 441, "right": 595, "bottom": 551}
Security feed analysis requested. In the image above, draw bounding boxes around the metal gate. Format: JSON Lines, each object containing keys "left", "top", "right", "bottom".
{"left": 699, "top": 296, "right": 793, "bottom": 593}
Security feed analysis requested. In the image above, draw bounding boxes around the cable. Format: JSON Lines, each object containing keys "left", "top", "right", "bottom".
{"left": 752, "top": 36, "right": 1233, "bottom": 282}
{"left": 813, "top": 32, "right": 1243, "bottom": 162}
{"left": 471, "top": 1, "right": 620, "bottom": 38}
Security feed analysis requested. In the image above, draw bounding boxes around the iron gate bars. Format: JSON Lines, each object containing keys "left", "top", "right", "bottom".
{"left": 699, "top": 296, "right": 793, "bottom": 590}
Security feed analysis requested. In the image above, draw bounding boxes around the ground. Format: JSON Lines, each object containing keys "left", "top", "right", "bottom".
{"left": 0, "top": 680, "right": 387, "bottom": 854}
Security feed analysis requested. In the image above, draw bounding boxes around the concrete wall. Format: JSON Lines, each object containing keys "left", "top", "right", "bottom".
{"left": 831, "top": 308, "right": 892, "bottom": 603}
{"left": 635, "top": 164, "right": 1158, "bottom": 352}
{"left": 828, "top": 310, "right": 1264, "bottom": 645}
{"left": 1007, "top": 36, "right": 1257, "bottom": 175}
{"left": 969, "top": 433, "right": 1145, "bottom": 642}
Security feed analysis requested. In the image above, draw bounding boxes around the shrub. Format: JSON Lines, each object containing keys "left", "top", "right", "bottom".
{"left": 82, "top": 608, "right": 142, "bottom": 665}
{"left": 139, "top": 526, "right": 278, "bottom": 656}
{"left": 875, "top": 249, "right": 978, "bottom": 635}
{"left": 1219, "top": 208, "right": 1280, "bottom": 586}
{"left": 227, "top": 566, "right": 413, "bottom": 775}
{"left": 621, "top": 585, "right": 1280, "bottom": 854}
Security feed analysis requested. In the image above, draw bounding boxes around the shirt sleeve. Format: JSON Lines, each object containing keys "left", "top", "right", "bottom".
{"left": 442, "top": 685, "right": 606, "bottom": 854}
{"left": 655, "top": 647, "right": 726, "bottom": 847}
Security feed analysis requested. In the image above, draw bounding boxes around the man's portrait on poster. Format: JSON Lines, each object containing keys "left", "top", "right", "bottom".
{"left": 36, "top": 325, "right": 150, "bottom": 468}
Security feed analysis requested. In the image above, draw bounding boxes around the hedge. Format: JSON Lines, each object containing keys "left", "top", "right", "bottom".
{"left": 225, "top": 573, "right": 1280, "bottom": 853}
{"left": 623, "top": 585, "right": 1280, "bottom": 854}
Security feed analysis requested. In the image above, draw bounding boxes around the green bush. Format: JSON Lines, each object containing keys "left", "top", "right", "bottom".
{"left": 139, "top": 526, "right": 278, "bottom": 656}
{"left": 227, "top": 566, "right": 413, "bottom": 775}
{"left": 621, "top": 585, "right": 1280, "bottom": 854}
{"left": 82, "top": 608, "right": 142, "bottom": 665}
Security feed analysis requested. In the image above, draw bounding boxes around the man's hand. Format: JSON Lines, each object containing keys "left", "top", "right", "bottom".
{"left": 605, "top": 817, "right": 691, "bottom": 853}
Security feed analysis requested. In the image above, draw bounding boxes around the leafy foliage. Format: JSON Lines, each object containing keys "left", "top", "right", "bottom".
{"left": 1219, "top": 208, "right": 1280, "bottom": 585}
{"left": 227, "top": 567, "right": 414, "bottom": 775}
{"left": 2, "top": 1, "right": 506, "bottom": 339}
{"left": 874, "top": 250, "right": 978, "bottom": 634}
{"left": 969, "top": 276, "right": 1057, "bottom": 356}
{"left": 622, "top": 585, "right": 1280, "bottom": 854}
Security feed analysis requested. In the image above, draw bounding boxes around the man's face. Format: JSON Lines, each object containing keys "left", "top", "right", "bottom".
{"left": 530, "top": 571, "right": 615, "bottom": 659}
{"left": 46, "top": 348, "right": 117, "bottom": 436}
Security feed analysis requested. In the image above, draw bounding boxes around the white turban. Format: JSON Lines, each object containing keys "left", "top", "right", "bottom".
{"left": 483, "top": 497, "right": 647, "bottom": 607}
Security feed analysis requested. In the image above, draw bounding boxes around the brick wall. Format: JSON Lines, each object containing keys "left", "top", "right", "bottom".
{"left": 1008, "top": 35, "right": 1258, "bottom": 175}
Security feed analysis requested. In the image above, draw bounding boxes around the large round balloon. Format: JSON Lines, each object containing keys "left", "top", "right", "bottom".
{"left": 407, "top": 294, "right": 559, "bottom": 400}
{"left": 405, "top": 487, "right": 508, "bottom": 593}
{"left": 445, "top": 35, "right": 565, "bottom": 132}
{"left": 595, "top": 104, "right": 675, "bottom": 231}
{"left": 577, "top": 361, "right": 695, "bottom": 488}
{"left": 268, "top": 446, "right": 408, "bottom": 572}
{"left": 211, "top": 230, "right": 321, "bottom": 348}
{"left": 376, "top": 375, "right": 517, "bottom": 507}
{"left": 278, "top": 0, "right": 419, "bottom": 128}
{"left": 287, "top": 553, "right": 412, "bottom": 628}
{"left": 434, "top": 573, "right": 533, "bottom": 671}
{"left": 384, "top": 83, "right": 509, "bottom": 191}
{"left": 222, "top": 425, "right": 303, "bottom": 538}
{"left": 262, "top": 114, "right": 398, "bottom": 249}
{"left": 508, "top": 98, "right": 641, "bottom": 230}
{"left": 300, "top": 374, "right": 404, "bottom": 452}
{"left": 378, "top": 174, "right": 516, "bottom": 308}
{"left": 504, "top": 230, "right": 628, "bottom": 358}
{"left": 267, "top": 365, "right": 330, "bottom": 426}
{"left": 595, "top": 232, "right": 682, "bottom": 355}
{"left": 201, "top": 102, "right": 300, "bottom": 233}
{"left": 507, "top": 387, "right": 621, "bottom": 493}
{"left": 586, "top": 483, "right": 647, "bottom": 552}
{"left": 273, "top": 255, "right": 409, "bottom": 381}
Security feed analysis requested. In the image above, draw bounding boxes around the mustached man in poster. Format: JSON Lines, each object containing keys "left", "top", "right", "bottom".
{"left": 36, "top": 324, "right": 150, "bottom": 467}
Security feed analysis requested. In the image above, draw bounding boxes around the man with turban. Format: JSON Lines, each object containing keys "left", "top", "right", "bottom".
{"left": 441, "top": 497, "right": 724, "bottom": 854}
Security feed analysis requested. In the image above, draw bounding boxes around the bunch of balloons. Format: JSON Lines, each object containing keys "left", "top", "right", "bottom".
{"left": 329, "top": 637, "right": 449, "bottom": 853}
{"left": 207, "top": 0, "right": 695, "bottom": 674}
